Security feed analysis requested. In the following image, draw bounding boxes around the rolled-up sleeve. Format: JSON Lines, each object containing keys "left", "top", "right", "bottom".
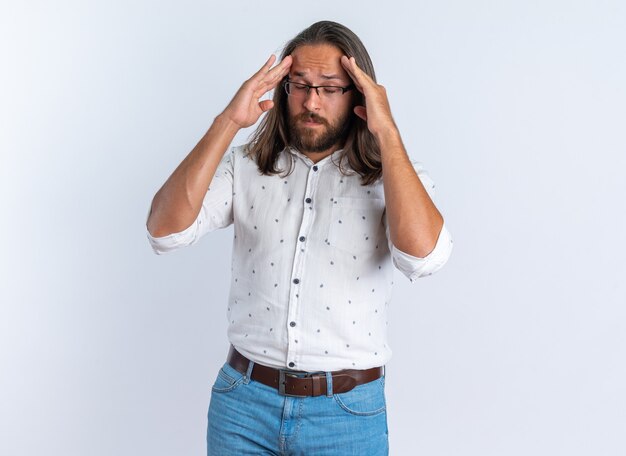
{"left": 383, "top": 160, "right": 454, "bottom": 282}
{"left": 146, "top": 147, "right": 235, "bottom": 255}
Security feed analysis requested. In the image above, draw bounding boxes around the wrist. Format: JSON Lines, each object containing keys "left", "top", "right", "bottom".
{"left": 373, "top": 126, "right": 402, "bottom": 148}
{"left": 213, "top": 112, "right": 242, "bottom": 136}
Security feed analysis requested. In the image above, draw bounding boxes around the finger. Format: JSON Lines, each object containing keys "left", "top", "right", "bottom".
{"left": 261, "top": 54, "right": 277, "bottom": 72}
{"left": 256, "top": 60, "right": 291, "bottom": 95}
{"left": 263, "top": 55, "right": 292, "bottom": 83}
{"left": 251, "top": 54, "right": 277, "bottom": 82}
{"left": 341, "top": 56, "right": 373, "bottom": 91}
{"left": 249, "top": 54, "right": 292, "bottom": 100}
{"left": 279, "top": 54, "right": 293, "bottom": 69}
{"left": 256, "top": 64, "right": 290, "bottom": 92}
{"left": 254, "top": 73, "right": 289, "bottom": 100}
{"left": 340, "top": 57, "right": 364, "bottom": 92}
{"left": 253, "top": 79, "right": 282, "bottom": 100}
{"left": 253, "top": 62, "right": 289, "bottom": 97}
{"left": 345, "top": 56, "right": 371, "bottom": 81}
{"left": 340, "top": 55, "right": 359, "bottom": 80}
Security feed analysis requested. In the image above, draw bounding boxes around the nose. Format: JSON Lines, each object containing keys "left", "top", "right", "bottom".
{"left": 302, "top": 87, "right": 321, "bottom": 111}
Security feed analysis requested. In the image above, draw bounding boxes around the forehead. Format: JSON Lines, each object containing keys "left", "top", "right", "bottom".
{"left": 289, "top": 44, "right": 348, "bottom": 81}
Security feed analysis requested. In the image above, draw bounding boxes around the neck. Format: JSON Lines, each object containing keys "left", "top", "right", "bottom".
{"left": 300, "top": 142, "right": 343, "bottom": 163}
{"left": 302, "top": 149, "right": 333, "bottom": 163}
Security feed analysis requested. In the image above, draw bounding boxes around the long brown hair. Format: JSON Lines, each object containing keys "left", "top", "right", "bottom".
{"left": 246, "top": 21, "right": 383, "bottom": 186}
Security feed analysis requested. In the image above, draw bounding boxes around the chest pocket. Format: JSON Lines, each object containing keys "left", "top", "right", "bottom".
{"left": 327, "top": 197, "right": 385, "bottom": 256}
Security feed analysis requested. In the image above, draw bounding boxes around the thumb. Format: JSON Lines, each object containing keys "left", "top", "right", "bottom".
{"left": 259, "top": 100, "right": 274, "bottom": 112}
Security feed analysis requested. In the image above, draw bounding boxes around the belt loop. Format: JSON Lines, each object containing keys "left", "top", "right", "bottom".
{"left": 244, "top": 360, "right": 254, "bottom": 384}
{"left": 325, "top": 371, "right": 333, "bottom": 397}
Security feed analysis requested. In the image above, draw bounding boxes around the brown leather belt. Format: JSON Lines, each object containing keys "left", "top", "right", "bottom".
{"left": 227, "top": 345, "right": 384, "bottom": 397}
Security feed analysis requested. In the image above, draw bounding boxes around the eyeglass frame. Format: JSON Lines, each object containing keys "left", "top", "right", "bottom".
{"left": 283, "top": 79, "right": 355, "bottom": 99}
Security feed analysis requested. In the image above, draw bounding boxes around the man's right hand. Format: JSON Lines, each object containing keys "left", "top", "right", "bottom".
{"left": 147, "top": 54, "right": 292, "bottom": 239}
{"left": 221, "top": 54, "right": 293, "bottom": 129}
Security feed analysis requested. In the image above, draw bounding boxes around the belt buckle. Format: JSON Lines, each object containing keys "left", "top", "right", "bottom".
{"left": 278, "top": 370, "right": 308, "bottom": 397}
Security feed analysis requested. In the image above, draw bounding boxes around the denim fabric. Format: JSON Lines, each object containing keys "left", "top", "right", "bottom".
{"left": 207, "top": 360, "right": 389, "bottom": 455}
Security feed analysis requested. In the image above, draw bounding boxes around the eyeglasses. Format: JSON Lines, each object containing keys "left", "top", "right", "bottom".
{"left": 283, "top": 80, "right": 355, "bottom": 100}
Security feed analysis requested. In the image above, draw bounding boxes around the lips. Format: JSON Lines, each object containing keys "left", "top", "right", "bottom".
{"left": 300, "top": 116, "right": 325, "bottom": 126}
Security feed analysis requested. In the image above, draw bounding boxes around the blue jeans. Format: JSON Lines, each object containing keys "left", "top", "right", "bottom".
{"left": 207, "top": 360, "right": 389, "bottom": 455}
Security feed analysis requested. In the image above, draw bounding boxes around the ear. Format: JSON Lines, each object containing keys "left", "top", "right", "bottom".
{"left": 354, "top": 106, "right": 367, "bottom": 121}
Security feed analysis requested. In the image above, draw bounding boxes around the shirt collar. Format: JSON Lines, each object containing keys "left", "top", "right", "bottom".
{"left": 286, "top": 146, "right": 344, "bottom": 167}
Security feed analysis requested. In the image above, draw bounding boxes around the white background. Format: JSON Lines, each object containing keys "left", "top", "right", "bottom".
{"left": 1, "top": 1, "right": 625, "bottom": 455}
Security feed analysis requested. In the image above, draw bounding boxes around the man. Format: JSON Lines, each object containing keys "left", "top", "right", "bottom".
{"left": 146, "top": 20, "right": 453, "bottom": 456}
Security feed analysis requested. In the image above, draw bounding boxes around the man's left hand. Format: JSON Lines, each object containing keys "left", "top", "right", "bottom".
{"left": 341, "top": 55, "right": 398, "bottom": 139}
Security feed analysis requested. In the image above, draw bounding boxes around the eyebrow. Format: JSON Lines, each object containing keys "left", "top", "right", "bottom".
{"left": 292, "top": 71, "right": 343, "bottom": 81}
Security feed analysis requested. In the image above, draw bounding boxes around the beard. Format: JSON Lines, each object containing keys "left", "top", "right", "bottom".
{"left": 288, "top": 110, "right": 352, "bottom": 154}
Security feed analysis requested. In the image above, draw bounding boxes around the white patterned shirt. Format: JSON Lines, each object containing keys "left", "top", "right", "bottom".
{"left": 147, "top": 144, "right": 453, "bottom": 372}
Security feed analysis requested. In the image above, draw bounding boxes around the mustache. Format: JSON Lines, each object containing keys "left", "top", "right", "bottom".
{"left": 295, "top": 112, "right": 329, "bottom": 126}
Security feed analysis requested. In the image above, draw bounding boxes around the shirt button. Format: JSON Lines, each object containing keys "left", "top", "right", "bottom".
{"left": 299, "top": 236, "right": 305, "bottom": 242}
{"left": 293, "top": 278, "right": 300, "bottom": 284}
{"left": 305, "top": 197, "right": 312, "bottom": 203}
{"left": 288, "top": 362, "right": 295, "bottom": 368}
{"left": 312, "top": 165, "right": 318, "bottom": 171}
{"left": 290, "top": 321, "right": 296, "bottom": 327}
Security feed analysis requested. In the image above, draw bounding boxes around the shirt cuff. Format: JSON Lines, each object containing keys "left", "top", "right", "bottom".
{"left": 391, "top": 222, "right": 454, "bottom": 282}
{"left": 146, "top": 202, "right": 200, "bottom": 255}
